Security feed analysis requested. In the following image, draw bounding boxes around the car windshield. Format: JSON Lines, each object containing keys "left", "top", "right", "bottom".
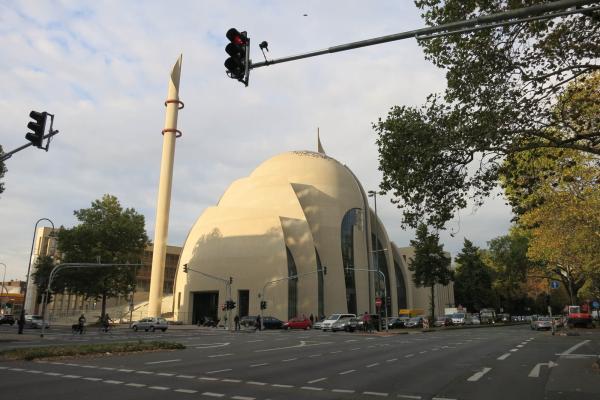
{"left": 453, "top": 313, "right": 465, "bottom": 318}
{"left": 327, "top": 314, "right": 341, "bottom": 320}
{"left": 409, "top": 317, "right": 420, "bottom": 322}
{"left": 538, "top": 317, "right": 551, "bottom": 321}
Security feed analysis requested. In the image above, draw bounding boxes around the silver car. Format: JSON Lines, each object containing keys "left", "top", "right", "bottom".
{"left": 24, "top": 315, "right": 49, "bottom": 329}
{"left": 531, "top": 316, "right": 552, "bottom": 331}
{"left": 131, "top": 317, "right": 168, "bottom": 332}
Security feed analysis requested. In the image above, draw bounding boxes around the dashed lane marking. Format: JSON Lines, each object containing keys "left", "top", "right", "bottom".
{"left": 177, "top": 374, "right": 195, "bottom": 379}
{"left": 231, "top": 396, "right": 254, "bottom": 400}
{"left": 510, "top": 349, "right": 519, "bottom": 352}
{"left": 282, "top": 358, "right": 297, "bottom": 362}
{"left": 175, "top": 389, "right": 198, "bottom": 394}
{"left": 332, "top": 389, "right": 355, "bottom": 394}
{"left": 207, "top": 369, "right": 232, "bottom": 374}
{"left": 223, "top": 379, "right": 242, "bottom": 383}
{"left": 366, "top": 363, "right": 380, "bottom": 368}
{"left": 148, "top": 386, "right": 170, "bottom": 390}
{"left": 145, "top": 359, "right": 181, "bottom": 365}
{"left": 467, "top": 367, "right": 492, "bottom": 382}
{"left": 405, "top": 354, "right": 414, "bottom": 358}
{"left": 397, "top": 395, "right": 422, "bottom": 399}
{"left": 330, "top": 350, "right": 342, "bottom": 354}
{"left": 364, "top": 391, "right": 389, "bottom": 397}
{"left": 125, "top": 383, "right": 146, "bottom": 387}
{"left": 301, "top": 386, "right": 324, "bottom": 391}
{"left": 339, "top": 369, "right": 356, "bottom": 375}
{"left": 83, "top": 377, "right": 103, "bottom": 382}
{"left": 386, "top": 358, "right": 398, "bottom": 362}
{"left": 351, "top": 347, "right": 361, "bottom": 351}
{"left": 497, "top": 353, "right": 511, "bottom": 360}
{"left": 136, "top": 371, "right": 153, "bottom": 374}
{"left": 208, "top": 353, "right": 233, "bottom": 358}
{"left": 202, "top": 392, "right": 225, "bottom": 397}
{"left": 103, "top": 380, "right": 123, "bottom": 384}
{"left": 250, "top": 363, "right": 268, "bottom": 367}
{"left": 200, "top": 377, "right": 219, "bottom": 381}
{"left": 308, "top": 378, "right": 327, "bottom": 384}
{"left": 157, "top": 372, "right": 175, "bottom": 376}
{"left": 272, "top": 384, "right": 294, "bottom": 388}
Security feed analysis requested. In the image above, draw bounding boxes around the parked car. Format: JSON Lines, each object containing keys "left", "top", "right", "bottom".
{"left": 531, "top": 316, "right": 553, "bottom": 331}
{"left": 387, "top": 317, "right": 408, "bottom": 329}
{"left": 24, "top": 315, "right": 49, "bottom": 329}
{"left": 262, "top": 316, "right": 284, "bottom": 329}
{"left": 434, "top": 316, "right": 454, "bottom": 327}
{"left": 313, "top": 319, "right": 324, "bottom": 330}
{"left": 451, "top": 313, "right": 466, "bottom": 325}
{"left": 331, "top": 317, "right": 355, "bottom": 332}
{"left": 0, "top": 314, "right": 15, "bottom": 325}
{"left": 283, "top": 317, "right": 312, "bottom": 330}
{"left": 405, "top": 316, "right": 424, "bottom": 328}
{"left": 131, "top": 317, "right": 168, "bottom": 332}
{"left": 466, "top": 315, "right": 481, "bottom": 325}
{"left": 321, "top": 313, "right": 356, "bottom": 331}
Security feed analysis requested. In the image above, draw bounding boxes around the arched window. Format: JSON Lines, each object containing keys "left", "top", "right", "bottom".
{"left": 372, "top": 234, "right": 391, "bottom": 316}
{"left": 394, "top": 261, "right": 407, "bottom": 309}
{"left": 341, "top": 208, "right": 360, "bottom": 314}
{"left": 286, "top": 246, "right": 298, "bottom": 319}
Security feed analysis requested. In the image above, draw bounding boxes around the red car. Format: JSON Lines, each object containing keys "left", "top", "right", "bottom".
{"left": 283, "top": 317, "right": 312, "bottom": 330}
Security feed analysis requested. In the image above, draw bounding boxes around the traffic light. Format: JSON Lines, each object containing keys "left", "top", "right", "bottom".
{"left": 225, "top": 300, "right": 236, "bottom": 310}
{"left": 25, "top": 111, "right": 47, "bottom": 148}
{"left": 182, "top": 264, "right": 188, "bottom": 273}
{"left": 224, "top": 28, "right": 250, "bottom": 85}
{"left": 260, "top": 300, "right": 267, "bottom": 310}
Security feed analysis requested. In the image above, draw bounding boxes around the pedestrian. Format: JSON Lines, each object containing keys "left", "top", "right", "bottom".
{"left": 362, "top": 311, "right": 371, "bottom": 333}
{"left": 255, "top": 315, "right": 262, "bottom": 331}
{"left": 234, "top": 315, "right": 240, "bottom": 331}
{"left": 309, "top": 314, "right": 314, "bottom": 325}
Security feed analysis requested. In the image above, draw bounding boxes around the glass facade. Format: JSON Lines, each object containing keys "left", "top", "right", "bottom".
{"left": 341, "top": 208, "right": 360, "bottom": 315}
{"left": 394, "top": 261, "right": 407, "bottom": 309}
{"left": 372, "top": 234, "right": 391, "bottom": 316}
{"left": 316, "top": 248, "right": 325, "bottom": 319}
{"left": 286, "top": 246, "right": 298, "bottom": 319}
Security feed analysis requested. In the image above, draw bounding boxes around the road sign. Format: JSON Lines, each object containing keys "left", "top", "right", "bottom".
{"left": 593, "top": 301, "right": 600, "bottom": 309}
{"left": 375, "top": 297, "right": 382, "bottom": 307}
{"left": 550, "top": 281, "right": 560, "bottom": 289}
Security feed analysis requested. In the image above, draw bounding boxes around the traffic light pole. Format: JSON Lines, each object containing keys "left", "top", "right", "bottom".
{"left": 249, "top": 0, "right": 597, "bottom": 71}
{"left": 0, "top": 129, "right": 59, "bottom": 162}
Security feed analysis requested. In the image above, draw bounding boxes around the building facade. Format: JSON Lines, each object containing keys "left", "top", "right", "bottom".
{"left": 173, "top": 147, "right": 454, "bottom": 324}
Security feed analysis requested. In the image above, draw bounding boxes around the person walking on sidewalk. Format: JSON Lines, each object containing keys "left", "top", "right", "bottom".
{"left": 255, "top": 315, "right": 262, "bottom": 331}
{"left": 234, "top": 315, "right": 240, "bottom": 331}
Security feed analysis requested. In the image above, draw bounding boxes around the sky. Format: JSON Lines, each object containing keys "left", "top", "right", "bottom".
{"left": 0, "top": 1, "right": 513, "bottom": 281}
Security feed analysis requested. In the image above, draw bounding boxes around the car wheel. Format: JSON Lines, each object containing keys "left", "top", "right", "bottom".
{"left": 304, "top": 326, "right": 308, "bottom": 330}
{"left": 149, "top": 326, "right": 155, "bottom": 332}
{"left": 133, "top": 326, "right": 138, "bottom": 331}
{"left": 162, "top": 328, "right": 167, "bottom": 332}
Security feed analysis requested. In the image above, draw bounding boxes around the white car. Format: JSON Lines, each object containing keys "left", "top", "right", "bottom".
{"left": 24, "top": 315, "right": 49, "bottom": 329}
{"left": 131, "top": 317, "right": 168, "bottom": 332}
{"left": 321, "top": 313, "right": 356, "bottom": 331}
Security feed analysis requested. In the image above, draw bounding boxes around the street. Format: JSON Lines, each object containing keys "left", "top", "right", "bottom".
{"left": 1, "top": 324, "right": 599, "bottom": 399}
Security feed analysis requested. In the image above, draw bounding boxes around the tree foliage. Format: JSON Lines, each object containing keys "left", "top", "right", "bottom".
{"left": 31, "top": 256, "right": 60, "bottom": 305}
{"left": 453, "top": 238, "right": 494, "bottom": 311}
{"left": 409, "top": 224, "right": 453, "bottom": 321}
{"left": 56, "top": 194, "right": 148, "bottom": 315}
{"left": 374, "top": 1, "right": 600, "bottom": 229}
{"left": 0, "top": 144, "right": 6, "bottom": 195}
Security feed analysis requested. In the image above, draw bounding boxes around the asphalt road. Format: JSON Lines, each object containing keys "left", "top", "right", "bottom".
{"left": 1, "top": 324, "right": 599, "bottom": 400}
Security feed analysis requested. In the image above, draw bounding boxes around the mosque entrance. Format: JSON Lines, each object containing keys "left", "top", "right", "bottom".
{"left": 192, "top": 291, "right": 219, "bottom": 324}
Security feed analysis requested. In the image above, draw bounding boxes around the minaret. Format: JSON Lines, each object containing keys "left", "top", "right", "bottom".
{"left": 317, "top": 127, "right": 326, "bottom": 154}
{"left": 148, "top": 55, "right": 183, "bottom": 317}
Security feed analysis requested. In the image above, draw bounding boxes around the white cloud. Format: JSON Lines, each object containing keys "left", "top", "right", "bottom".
{"left": 0, "top": 1, "right": 513, "bottom": 280}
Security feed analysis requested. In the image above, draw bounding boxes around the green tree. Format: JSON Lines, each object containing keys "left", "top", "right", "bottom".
{"left": 409, "top": 224, "right": 453, "bottom": 322}
{"left": 0, "top": 144, "right": 6, "bottom": 194}
{"left": 57, "top": 194, "right": 148, "bottom": 318}
{"left": 374, "top": 2, "right": 599, "bottom": 229}
{"left": 453, "top": 239, "right": 494, "bottom": 312}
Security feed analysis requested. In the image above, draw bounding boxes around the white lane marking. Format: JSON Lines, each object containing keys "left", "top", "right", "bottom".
{"left": 104, "top": 380, "right": 123, "bottom": 384}
{"left": 66, "top": 363, "right": 80, "bottom": 367}
{"left": 149, "top": 386, "right": 170, "bottom": 390}
{"left": 157, "top": 373, "right": 175, "bottom": 376}
{"left": 363, "top": 391, "right": 389, "bottom": 396}
{"left": 351, "top": 347, "right": 361, "bottom": 351}
{"left": 231, "top": 396, "right": 254, "bottom": 400}
{"left": 145, "top": 359, "right": 181, "bottom": 365}
{"left": 333, "top": 389, "right": 355, "bottom": 393}
{"left": 308, "top": 377, "right": 327, "bottom": 383}
{"left": 345, "top": 339, "right": 358, "bottom": 343}
{"left": 366, "top": 337, "right": 376, "bottom": 340}
{"left": 559, "top": 340, "right": 591, "bottom": 357}
{"left": 272, "top": 384, "right": 294, "bottom": 388}
{"left": 497, "top": 353, "right": 511, "bottom": 360}
{"left": 208, "top": 353, "right": 233, "bottom": 358}
{"left": 45, "top": 372, "right": 63, "bottom": 376}
{"left": 339, "top": 369, "right": 356, "bottom": 375}
{"left": 177, "top": 375, "right": 195, "bottom": 378}
{"left": 84, "top": 377, "right": 103, "bottom": 382}
{"left": 26, "top": 370, "right": 43, "bottom": 374}
{"left": 397, "top": 395, "right": 422, "bottom": 399}
{"left": 386, "top": 358, "right": 398, "bottom": 362}
{"left": 246, "top": 381, "right": 267, "bottom": 386}
{"left": 250, "top": 363, "right": 268, "bottom": 367}
{"left": 467, "top": 367, "right": 492, "bottom": 382}
{"left": 301, "top": 386, "right": 323, "bottom": 391}
{"left": 222, "top": 379, "right": 242, "bottom": 383}
{"left": 282, "top": 358, "right": 297, "bottom": 362}
{"left": 246, "top": 339, "right": 264, "bottom": 343}
{"left": 206, "top": 369, "right": 232, "bottom": 374}
{"left": 136, "top": 371, "right": 153, "bottom": 374}
{"left": 528, "top": 361, "right": 558, "bottom": 378}
{"left": 100, "top": 367, "right": 115, "bottom": 370}
{"left": 309, "top": 354, "right": 322, "bottom": 358}
{"left": 9, "top": 368, "right": 26, "bottom": 371}
{"left": 175, "top": 389, "right": 198, "bottom": 394}
{"left": 419, "top": 351, "right": 427, "bottom": 354}
{"left": 516, "top": 345, "right": 524, "bottom": 348}
{"left": 555, "top": 353, "right": 599, "bottom": 359}
{"left": 367, "top": 363, "right": 380, "bottom": 368}
{"left": 510, "top": 349, "right": 519, "bottom": 352}
{"left": 63, "top": 375, "right": 82, "bottom": 379}
{"left": 202, "top": 392, "right": 225, "bottom": 397}
{"left": 0, "top": 366, "right": 7, "bottom": 370}
{"left": 118, "top": 369, "right": 134, "bottom": 372}
{"left": 200, "top": 377, "right": 219, "bottom": 381}
{"left": 195, "top": 342, "right": 230, "bottom": 349}
{"left": 433, "top": 397, "right": 457, "bottom": 400}
{"left": 405, "top": 354, "right": 415, "bottom": 358}
{"left": 330, "top": 350, "right": 342, "bottom": 354}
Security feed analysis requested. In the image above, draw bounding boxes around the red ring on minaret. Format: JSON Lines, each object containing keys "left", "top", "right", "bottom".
{"left": 162, "top": 128, "right": 182, "bottom": 138}
{"left": 165, "top": 99, "right": 184, "bottom": 109}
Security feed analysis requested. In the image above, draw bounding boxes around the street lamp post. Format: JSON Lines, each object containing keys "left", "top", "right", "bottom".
{"left": 0, "top": 262, "right": 7, "bottom": 314}
{"left": 18, "top": 218, "right": 54, "bottom": 334}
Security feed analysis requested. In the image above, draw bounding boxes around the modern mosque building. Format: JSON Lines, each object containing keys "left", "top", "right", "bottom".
{"left": 173, "top": 142, "right": 454, "bottom": 324}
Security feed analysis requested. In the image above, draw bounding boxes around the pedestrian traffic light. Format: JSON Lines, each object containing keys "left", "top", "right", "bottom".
{"left": 25, "top": 110, "right": 47, "bottom": 148}
{"left": 260, "top": 300, "right": 267, "bottom": 310}
{"left": 224, "top": 28, "right": 250, "bottom": 86}
{"left": 227, "top": 300, "right": 236, "bottom": 310}
{"left": 182, "top": 264, "right": 188, "bottom": 273}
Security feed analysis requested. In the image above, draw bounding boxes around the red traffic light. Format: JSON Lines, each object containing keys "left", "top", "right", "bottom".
{"left": 225, "top": 28, "right": 250, "bottom": 86}
{"left": 226, "top": 28, "right": 247, "bottom": 46}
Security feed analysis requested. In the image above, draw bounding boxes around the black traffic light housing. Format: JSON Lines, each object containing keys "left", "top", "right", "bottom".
{"left": 225, "top": 28, "right": 250, "bottom": 86}
{"left": 226, "top": 300, "right": 236, "bottom": 310}
{"left": 260, "top": 300, "right": 267, "bottom": 310}
{"left": 25, "top": 111, "right": 47, "bottom": 148}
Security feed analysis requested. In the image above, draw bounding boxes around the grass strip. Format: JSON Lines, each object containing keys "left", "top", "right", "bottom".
{"left": 0, "top": 341, "right": 185, "bottom": 361}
